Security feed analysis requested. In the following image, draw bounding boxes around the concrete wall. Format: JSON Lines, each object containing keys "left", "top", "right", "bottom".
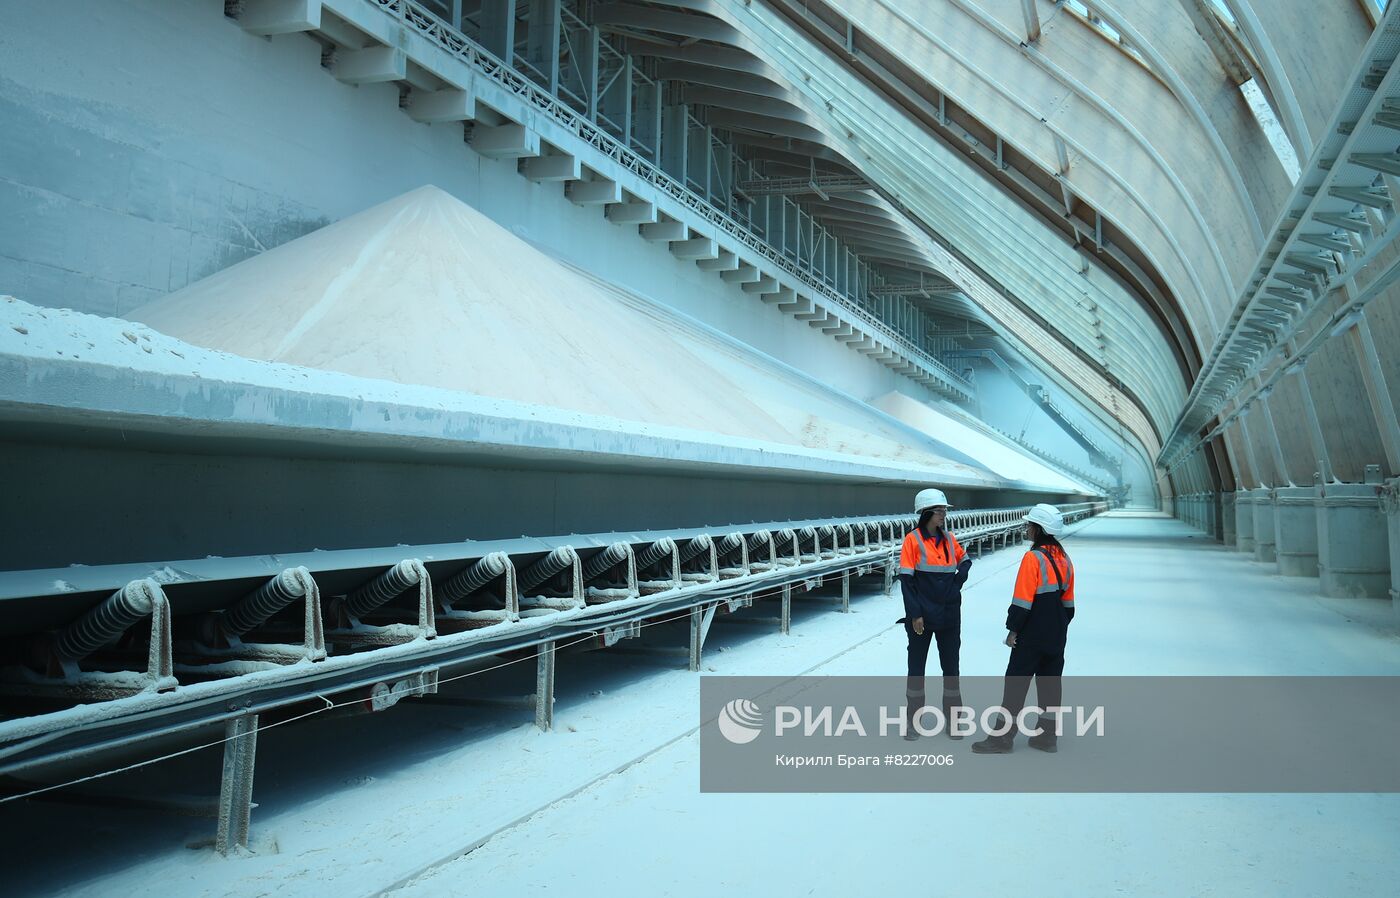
{"left": 974, "top": 362, "right": 1155, "bottom": 505}
{"left": 0, "top": 0, "right": 911, "bottom": 410}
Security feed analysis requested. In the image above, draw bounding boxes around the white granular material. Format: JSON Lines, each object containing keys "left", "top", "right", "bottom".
{"left": 130, "top": 185, "right": 991, "bottom": 478}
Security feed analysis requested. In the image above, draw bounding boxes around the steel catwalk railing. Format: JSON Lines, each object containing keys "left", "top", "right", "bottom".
{"left": 363, "top": 0, "right": 974, "bottom": 403}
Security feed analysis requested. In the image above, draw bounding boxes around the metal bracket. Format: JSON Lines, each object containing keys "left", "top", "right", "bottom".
{"left": 599, "top": 620, "right": 641, "bottom": 647}
{"left": 364, "top": 668, "right": 440, "bottom": 713}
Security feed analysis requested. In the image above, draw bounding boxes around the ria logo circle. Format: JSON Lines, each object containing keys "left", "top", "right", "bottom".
{"left": 718, "top": 699, "right": 764, "bottom": 744}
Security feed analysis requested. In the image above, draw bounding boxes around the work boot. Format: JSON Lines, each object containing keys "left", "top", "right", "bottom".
{"left": 1027, "top": 714, "right": 1058, "bottom": 753}
{"left": 903, "top": 694, "right": 924, "bottom": 741}
{"left": 942, "top": 695, "right": 965, "bottom": 741}
{"left": 971, "top": 714, "right": 1015, "bottom": 754}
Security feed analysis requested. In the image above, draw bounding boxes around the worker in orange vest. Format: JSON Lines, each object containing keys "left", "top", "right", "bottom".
{"left": 897, "top": 488, "right": 971, "bottom": 740}
{"left": 973, "top": 503, "right": 1075, "bottom": 754}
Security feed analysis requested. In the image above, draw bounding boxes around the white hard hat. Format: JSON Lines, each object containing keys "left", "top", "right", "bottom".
{"left": 914, "top": 488, "right": 952, "bottom": 512}
{"left": 1021, "top": 503, "right": 1064, "bottom": 536}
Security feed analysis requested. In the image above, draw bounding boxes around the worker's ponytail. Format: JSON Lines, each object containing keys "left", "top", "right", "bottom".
{"left": 1030, "top": 524, "right": 1063, "bottom": 552}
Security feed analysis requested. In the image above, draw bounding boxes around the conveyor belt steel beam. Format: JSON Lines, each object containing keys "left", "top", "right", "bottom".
{"left": 0, "top": 504, "right": 1108, "bottom": 777}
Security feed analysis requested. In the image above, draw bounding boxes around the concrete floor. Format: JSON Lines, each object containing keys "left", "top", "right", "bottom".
{"left": 395, "top": 511, "right": 1400, "bottom": 898}
{"left": 7, "top": 511, "right": 1399, "bottom": 897}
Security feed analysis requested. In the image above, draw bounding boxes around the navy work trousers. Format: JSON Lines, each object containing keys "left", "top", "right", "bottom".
{"left": 997, "top": 643, "right": 1065, "bottom": 728}
{"left": 904, "top": 620, "right": 961, "bottom": 722}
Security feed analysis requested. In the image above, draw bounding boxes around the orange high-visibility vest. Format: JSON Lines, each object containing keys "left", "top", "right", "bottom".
{"left": 899, "top": 529, "right": 967, "bottom": 576}
{"left": 1010, "top": 545, "right": 1075, "bottom": 611}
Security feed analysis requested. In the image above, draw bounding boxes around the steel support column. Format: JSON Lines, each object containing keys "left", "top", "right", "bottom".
{"left": 1287, "top": 340, "right": 1334, "bottom": 483}
{"left": 1234, "top": 407, "right": 1266, "bottom": 489}
{"left": 689, "top": 602, "right": 718, "bottom": 671}
{"left": 526, "top": 0, "right": 561, "bottom": 94}
{"left": 661, "top": 103, "right": 688, "bottom": 181}
{"left": 535, "top": 641, "right": 556, "bottom": 731}
{"left": 480, "top": 0, "right": 517, "bottom": 67}
{"left": 216, "top": 714, "right": 259, "bottom": 855}
{"left": 1346, "top": 310, "right": 1400, "bottom": 475}
{"left": 1254, "top": 377, "right": 1293, "bottom": 486}
{"left": 1019, "top": 0, "right": 1041, "bottom": 42}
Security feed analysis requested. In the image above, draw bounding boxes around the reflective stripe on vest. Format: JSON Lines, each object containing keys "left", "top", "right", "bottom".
{"left": 1032, "top": 549, "right": 1073, "bottom": 604}
{"left": 915, "top": 533, "right": 958, "bottom": 573}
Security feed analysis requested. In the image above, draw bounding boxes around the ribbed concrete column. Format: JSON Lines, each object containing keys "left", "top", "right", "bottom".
{"left": 1274, "top": 484, "right": 1319, "bottom": 577}
{"left": 1317, "top": 481, "right": 1390, "bottom": 598}
{"left": 1235, "top": 490, "right": 1256, "bottom": 553}
{"left": 1253, "top": 490, "right": 1277, "bottom": 564}
{"left": 1221, "top": 492, "right": 1237, "bottom": 546}
{"left": 1382, "top": 478, "right": 1399, "bottom": 623}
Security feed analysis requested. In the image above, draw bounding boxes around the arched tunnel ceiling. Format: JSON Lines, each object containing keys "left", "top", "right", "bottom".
{"left": 594, "top": 0, "right": 1374, "bottom": 489}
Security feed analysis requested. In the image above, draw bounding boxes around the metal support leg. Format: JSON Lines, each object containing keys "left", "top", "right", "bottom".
{"left": 216, "top": 714, "right": 259, "bottom": 856}
{"left": 841, "top": 571, "right": 850, "bottom": 613}
{"left": 688, "top": 603, "right": 717, "bottom": 671}
{"left": 883, "top": 561, "right": 894, "bottom": 596}
{"left": 1348, "top": 312, "right": 1400, "bottom": 475}
{"left": 535, "top": 641, "right": 555, "bottom": 731}
{"left": 1254, "top": 376, "right": 1293, "bottom": 486}
{"left": 1287, "top": 339, "right": 1334, "bottom": 482}
{"left": 780, "top": 584, "right": 791, "bottom": 635}
{"left": 689, "top": 606, "right": 702, "bottom": 672}
{"left": 1233, "top": 410, "right": 1266, "bottom": 489}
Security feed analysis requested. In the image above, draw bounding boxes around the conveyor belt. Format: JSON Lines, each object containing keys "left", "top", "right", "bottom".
{"left": 0, "top": 502, "right": 1106, "bottom": 777}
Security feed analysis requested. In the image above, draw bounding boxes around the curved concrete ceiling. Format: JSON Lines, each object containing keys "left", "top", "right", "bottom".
{"left": 611, "top": 0, "right": 1373, "bottom": 494}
